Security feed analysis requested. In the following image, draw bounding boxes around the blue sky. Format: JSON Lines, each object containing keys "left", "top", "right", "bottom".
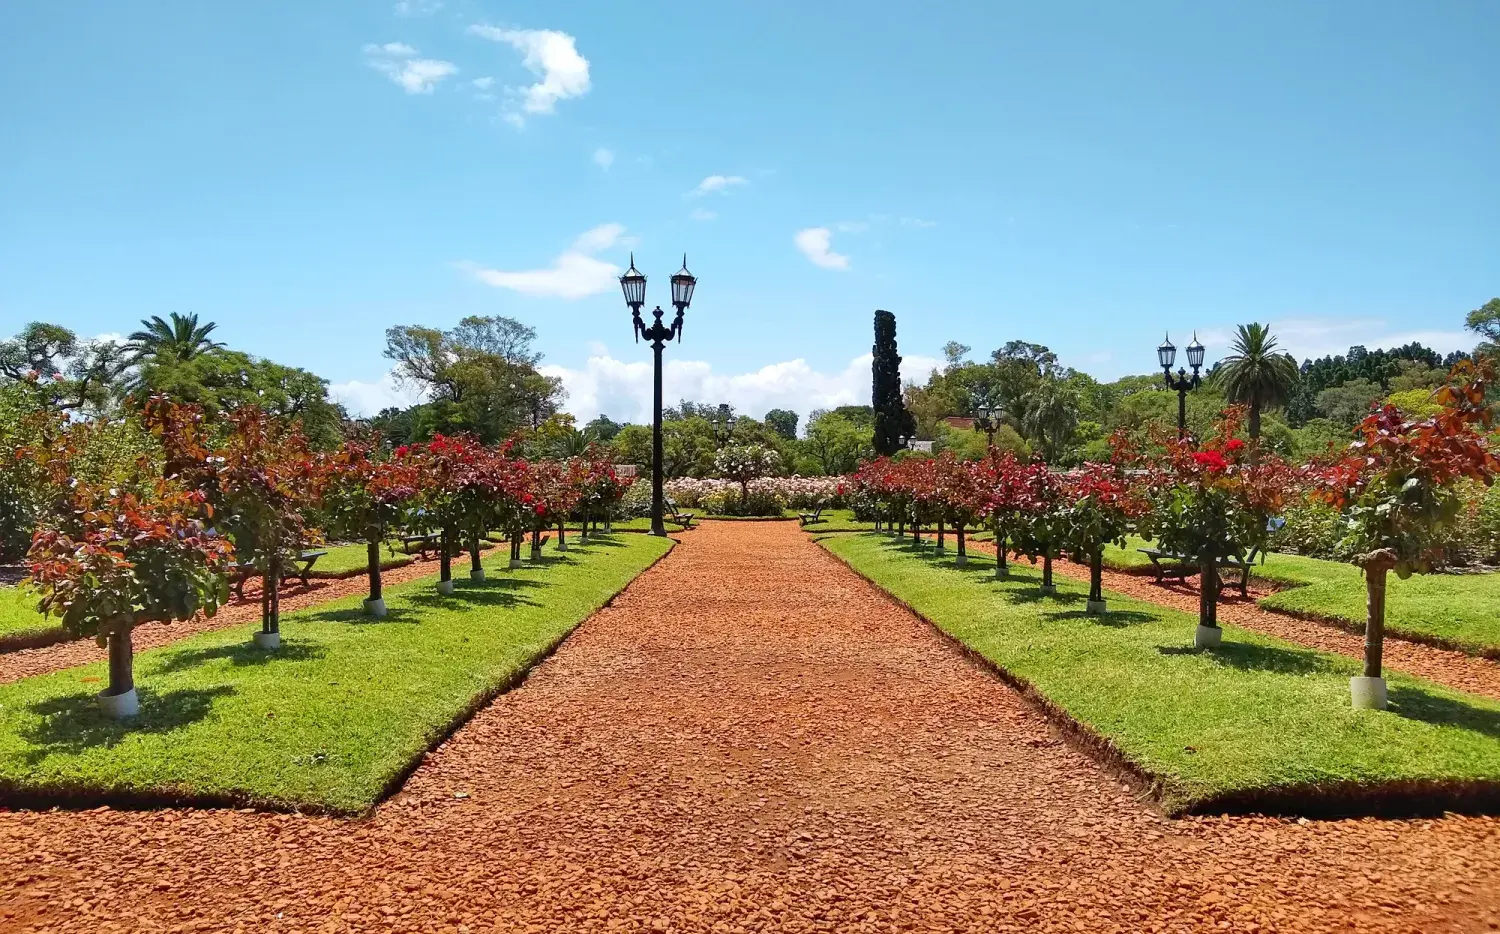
{"left": 2, "top": 1, "right": 1496, "bottom": 424}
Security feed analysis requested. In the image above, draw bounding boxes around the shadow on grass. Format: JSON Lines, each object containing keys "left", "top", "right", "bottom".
{"left": 151, "top": 638, "right": 328, "bottom": 675}
{"left": 1046, "top": 608, "right": 1158, "bottom": 628}
{"left": 21, "top": 685, "right": 234, "bottom": 762}
{"left": 1389, "top": 686, "right": 1500, "bottom": 740}
{"left": 1158, "top": 641, "right": 1339, "bottom": 676}
{"left": 407, "top": 576, "right": 546, "bottom": 612}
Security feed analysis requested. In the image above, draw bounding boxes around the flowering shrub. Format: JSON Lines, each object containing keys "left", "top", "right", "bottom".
{"left": 713, "top": 444, "right": 781, "bottom": 507}
{"left": 1060, "top": 462, "right": 1144, "bottom": 607}
{"left": 316, "top": 440, "right": 420, "bottom": 607}
{"left": 664, "top": 476, "right": 840, "bottom": 514}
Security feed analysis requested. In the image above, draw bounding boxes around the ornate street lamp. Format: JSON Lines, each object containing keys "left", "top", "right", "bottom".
{"left": 1158, "top": 332, "right": 1205, "bottom": 438}
{"left": 621, "top": 254, "right": 696, "bottom": 537}
{"left": 972, "top": 404, "right": 1003, "bottom": 450}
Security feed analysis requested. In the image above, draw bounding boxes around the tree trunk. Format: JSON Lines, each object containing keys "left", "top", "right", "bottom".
{"left": 366, "top": 538, "right": 383, "bottom": 602}
{"left": 530, "top": 524, "right": 542, "bottom": 561}
{"left": 263, "top": 562, "right": 281, "bottom": 634}
{"left": 1090, "top": 552, "right": 1104, "bottom": 602}
{"left": 1042, "top": 553, "right": 1053, "bottom": 588}
{"left": 557, "top": 519, "right": 567, "bottom": 551}
{"left": 1365, "top": 565, "right": 1386, "bottom": 678}
{"left": 439, "top": 528, "right": 452, "bottom": 582}
{"left": 1199, "top": 557, "right": 1218, "bottom": 628}
{"left": 996, "top": 530, "right": 1008, "bottom": 573}
{"left": 511, "top": 533, "right": 522, "bottom": 562}
{"left": 957, "top": 525, "right": 966, "bottom": 559}
{"left": 1248, "top": 401, "right": 1261, "bottom": 441}
{"left": 936, "top": 518, "right": 945, "bottom": 550}
{"left": 107, "top": 625, "right": 134, "bottom": 696}
{"left": 470, "top": 532, "right": 482, "bottom": 574}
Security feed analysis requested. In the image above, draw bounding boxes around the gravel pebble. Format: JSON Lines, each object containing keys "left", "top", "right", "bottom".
{"left": 0, "top": 521, "right": 1496, "bottom": 932}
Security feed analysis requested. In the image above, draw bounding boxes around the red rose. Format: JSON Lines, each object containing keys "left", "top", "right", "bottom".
{"left": 1224, "top": 439, "right": 1245, "bottom": 453}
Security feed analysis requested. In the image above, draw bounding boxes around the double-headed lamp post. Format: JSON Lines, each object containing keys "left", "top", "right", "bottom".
{"left": 972, "top": 405, "right": 1003, "bottom": 451}
{"left": 1157, "top": 332, "right": 1205, "bottom": 438}
{"left": 620, "top": 254, "right": 697, "bottom": 537}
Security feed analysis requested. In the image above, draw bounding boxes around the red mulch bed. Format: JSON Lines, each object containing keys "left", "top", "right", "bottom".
{"left": 0, "top": 523, "right": 1496, "bottom": 932}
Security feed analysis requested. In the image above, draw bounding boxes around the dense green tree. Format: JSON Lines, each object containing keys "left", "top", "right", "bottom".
{"left": 1467, "top": 297, "right": 1500, "bottom": 360}
{"left": 802, "top": 409, "right": 875, "bottom": 475}
{"left": 583, "top": 414, "right": 623, "bottom": 442}
{"left": 872, "top": 310, "right": 914, "bottom": 456}
{"left": 137, "top": 350, "right": 346, "bottom": 448}
{"left": 383, "top": 316, "right": 563, "bottom": 443}
{"left": 1020, "top": 378, "right": 1080, "bottom": 462}
{"left": 1212, "top": 323, "right": 1300, "bottom": 439}
{"left": 763, "top": 408, "right": 799, "bottom": 440}
{"left": 1314, "top": 378, "right": 1384, "bottom": 428}
{"left": 0, "top": 322, "right": 130, "bottom": 413}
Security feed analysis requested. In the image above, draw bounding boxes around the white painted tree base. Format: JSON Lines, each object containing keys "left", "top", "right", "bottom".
{"left": 509, "top": 558, "right": 523, "bottom": 569}
{"left": 97, "top": 687, "right": 139, "bottom": 718}
{"left": 995, "top": 567, "right": 1008, "bottom": 579}
{"left": 437, "top": 580, "right": 455, "bottom": 596}
{"left": 557, "top": 542, "right": 569, "bottom": 552}
{"left": 363, "top": 598, "right": 387, "bottom": 618}
{"left": 1039, "top": 584, "right": 1057, "bottom": 596}
{"left": 1350, "top": 676, "right": 1388, "bottom": 710}
{"left": 1194, "top": 624, "right": 1222, "bottom": 648}
{"left": 954, "top": 554, "right": 967, "bottom": 567}
{"left": 1086, "top": 599, "right": 1108, "bottom": 615}
{"left": 604, "top": 522, "right": 613, "bottom": 533}
{"left": 470, "top": 569, "right": 486, "bottom": 582}
{"left": 253, "top": 631, "right": 281, "bottom": 650}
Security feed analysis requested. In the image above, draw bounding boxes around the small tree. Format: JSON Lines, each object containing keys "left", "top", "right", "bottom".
{"left": 398, "top": 434, "right": 484, "bottom": 594}
{"left": 931, "top": 452, "right": 986, "bottom": 565}
{"left": 28, "top": 483, "right": 233, "bottom": 716}
{"left": 1010, "top": 460, "right": 1068, "bottom": 594}
{"left": 714, "top": 444, "right": 781, "bottom": 512}
{"left": 1128, "top": 412, "right": 1292, "bottom": 646}
{"left": 1060, "top": 462, "right": 1141, "bottom": 613}
{"left": 978, "top": 450, "right": 1024, "bottom": 576}
{"left": 210, "top": 407, "right": 320, "bottom": 648}
{"left": 317, "top": 441, "right": 418, "bottom": 616}
{"left": 1312, "top": 361, "right": 1497, "bottom": 708}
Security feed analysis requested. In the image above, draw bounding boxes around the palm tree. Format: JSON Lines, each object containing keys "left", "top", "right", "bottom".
{"left": 127, "top": 313, "right": 224, "bottom": 364}
{"left": 1020, "top": 379, "right": 1079, "bottom": 462}
{"left": 1214, "top": 323, "right": 1299, "bottom": 440}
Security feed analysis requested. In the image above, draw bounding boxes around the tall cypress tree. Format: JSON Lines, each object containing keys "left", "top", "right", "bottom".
{"left": 872, "top": 309, "right": 914, "bottom": 456}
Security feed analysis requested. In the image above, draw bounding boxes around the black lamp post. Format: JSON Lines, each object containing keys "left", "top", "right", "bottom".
{"left": 972, "top": 404, "right": 1003, "bottom": 450}
{"left": 1158, "top": 332, "right": 1205, "bottom": 438}
{"left": 621, "top": 254, "right": 696, "bottom": 537}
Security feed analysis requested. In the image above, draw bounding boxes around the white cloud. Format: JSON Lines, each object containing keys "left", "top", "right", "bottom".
{"left": 794, "top": 227, "right": 850, "bottom": 270}
{"left": 688, "top": 175, "right": 748, "bottom": 197}
{"left": 834, "top": 220, "right": 870, "bottom": 233}
{"left": 330, "top": 370, "right": 424, "bottom": 418}
{"left": 542, "top": 350, "right": 943, "bottom": 426}
{"left": 468, "top": 26, "right": 590, "bottom": 125}
{"left": 471, "top": 76, "right": 494, "bottom": 90}
{"left": 900, "top": 217, "right": 938, "bottom": 228}
{"left": 457, "top": 223, "right": 626, "bottom": 299}
{"left": 593, "top": 147, "right": 615, "bottom": 170}
{"left": 363, "top": 42, "right": 457, "bottom": 94}
{"left": 393, "top": 0, "right": 442, "bottom": 15}
{"left": 689, "top": 208, "right": 717, "bottom": 222}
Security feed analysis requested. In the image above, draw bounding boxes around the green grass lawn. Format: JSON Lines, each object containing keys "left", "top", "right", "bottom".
{"left": 0, "top": 533, "right": 671, "bottom": 814}
{"left": 799, "top": 509, "right": 876, "bottom": 532}
{"left": 308, "top": 542, "right": 416, "bottom": 577}
{"left": 821, "top": 533, "right": 1500, "bottom": 816}
{"left": 1103, "top": 535, "right": 1500, "bottom": 657}
{"left": 0, "top": 585, "right": 58, "bottom": 645}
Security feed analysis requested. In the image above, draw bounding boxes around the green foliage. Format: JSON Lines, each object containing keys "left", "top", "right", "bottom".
{"left": 824, "top": 533, "right": 1500, "bottom": 814}
{"left": 1314, "top": 378, "right": 1385, "bottom": 428}
{"left": 800, "top": 409, "right": 874, "bottom": 475}
{"left": 1466, "top": 297, "right": 1500, "bottom": 360}
{"left": 137, "top": 350, "right": 345, "bottom": 449}
{"left": 1212, "top": 323, "right": 1299, "bottom": 438}
{"left": 872, "top": 310, "right": 914, "bottom": 456}
{"left": 763, "top": 408, "right": 799, "bottom": 440}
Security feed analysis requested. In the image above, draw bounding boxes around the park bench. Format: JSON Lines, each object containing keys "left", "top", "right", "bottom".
{"left": 666, "top": 498, "right": 696, "bottom": 529}
{"left": 399, "top": 531, "right": 442, "bottom": 558}
{"left": 798, "top": 503, "right": 827, "bottom": 527}
{"left": 228, "top": 550, "right": 328, "bottom": 599}
{"left": 1137, "top": 544, "right": 1264, "bottom": 598}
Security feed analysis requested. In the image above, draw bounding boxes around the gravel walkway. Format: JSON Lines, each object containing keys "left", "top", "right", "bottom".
{"left": 1, "top": 521, "right": 1497, "bottom": 932}
{"left": 0, "top": 548, "right": 488, "bottom": 685}
{"left": 939, "top": 534, "right": 1500, "bottom": 702}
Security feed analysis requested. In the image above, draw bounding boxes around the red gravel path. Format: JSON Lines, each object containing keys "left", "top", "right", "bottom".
{"left": 942, "top": 534, "right": 1500, "bottom": 702}
{"left": 1, "top": 521, "right": 1498, "bottom": 932}
{"left": 0, "top": 547, "right": 490, "bottom": 685}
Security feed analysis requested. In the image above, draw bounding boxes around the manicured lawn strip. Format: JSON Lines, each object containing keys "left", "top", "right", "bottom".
{"left": 1103, "top": 535, "right": 1500, "bottom": 657}
{"left": 308, "top": 542, "right": 415, "bottom": 577}
{"left": 0, "top": 585, "right": 61, "bottom": 647}
{"left": 821, "top": 533, "right": 1500, "bottom": 816}
{"left": 799, "top": 509, "right": 876, "bottom": 532}
{"left": 0, "top": 534, "right": 672, "bottom": 814}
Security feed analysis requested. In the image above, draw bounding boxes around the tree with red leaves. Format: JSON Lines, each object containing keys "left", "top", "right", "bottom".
{"left": 1060, "top": 462, "right": 1143, "bottom": 613}
{"left": 976, "top": 451, "right": 1025, "bottom": 577}
{"left": 209, "top": 406, "right": 321, "bottom": 647}
{"left": 396, "top": 434, "right": 486, "bottom": 594}
{"left": 316, "top": 441, "right": 419, "bottom": 616}
{"left": 28, "top": 480, "right": 233, "bottom": 716}
{"left": 1124, "top": 409, "right": 1294, "bottom": 645}
{"left": 1311, "top": 360, "right": 1498, "bottom": 708}
{"left": 930, "top": 452, "right": 987, "bottom": 565}
{"left": 1009, "top": 459, "right": 1069, "bottom": 594}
